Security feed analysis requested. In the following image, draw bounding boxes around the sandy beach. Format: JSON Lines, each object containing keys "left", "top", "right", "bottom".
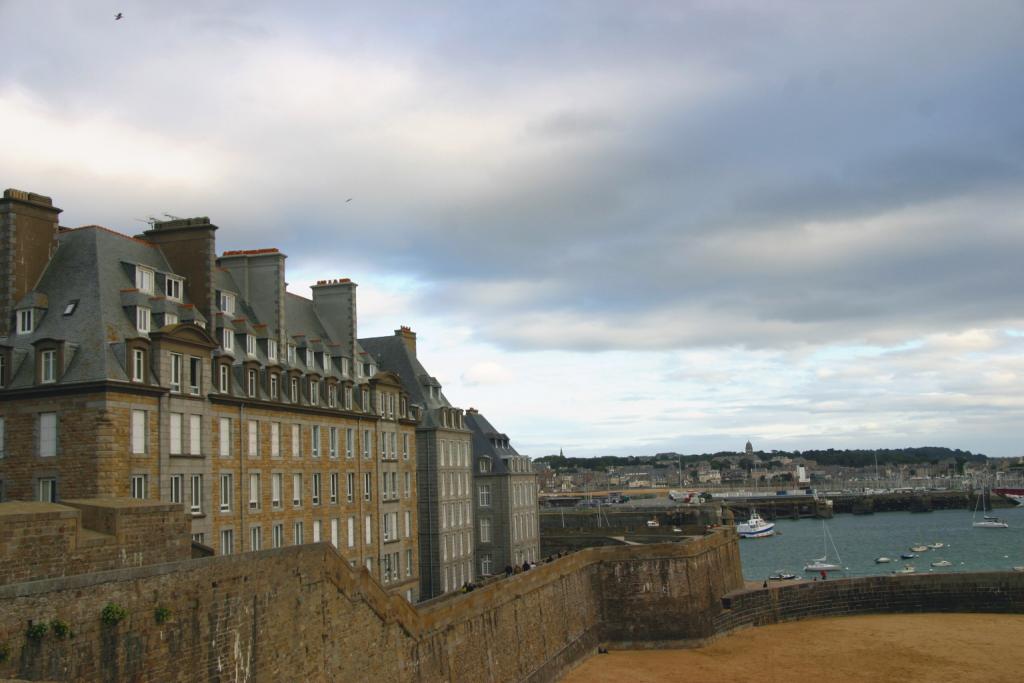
{"left": 561, "top": 614, "right": 1024, "bottom": 683}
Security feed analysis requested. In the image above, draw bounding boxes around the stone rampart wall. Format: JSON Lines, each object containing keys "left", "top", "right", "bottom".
{"left": 0, "top": 530, "right": 741, "bottom": 682}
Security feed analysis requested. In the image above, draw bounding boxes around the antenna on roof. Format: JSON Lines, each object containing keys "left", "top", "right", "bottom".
{"left": 163, "top": 213, "right": 183, "bottom": 220}
{"left": 134, "top": 217, "right": 160, "bottom": 228}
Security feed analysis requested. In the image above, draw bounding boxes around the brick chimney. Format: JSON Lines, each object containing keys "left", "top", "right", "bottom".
{"left": 140, "top": 217, "right": 218, "bottom": 323}
{"left": 311, "top": 278, "right": 357, "bottom": 361}
{"left": 396, "top": 326, "right": 416, "bottom": 357}
{"left": 0, "top": 189, "right": 62, "bottom": 337}
{"left": 218, "top": 249, "right": 287, "bottom": 352}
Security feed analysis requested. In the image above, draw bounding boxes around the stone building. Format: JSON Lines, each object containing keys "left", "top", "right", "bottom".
{"left": 360, "top": 328, "right": 474, "bottom": 599}
{"left": 0, "top": 189, "right": 420, "bottom": 600}
{"left": 464, "top": 408, "right": 539, "bottom": 574}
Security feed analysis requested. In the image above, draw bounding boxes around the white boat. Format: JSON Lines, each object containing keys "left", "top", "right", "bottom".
{"left": 875, "top": 556, "right": 893, "bottom": 564}
{"left": 768, "top": 571, "right": 798, "bottom": 581}
{"left": 973, "top": 489, "right": 1009, "bottom": 528}
{"left": 893, "top": 565, "right": 916, "bottom": 574}
{"left": 927, "top": 542, "right": 945, "bottom": 549}
{"left": 910, "top": 545, "right": 929, "bottom": 552}
{"left": 930, "top": 560, "right": 952, "bottom": 568}
{"left": 736, "top": 510, "right": 776, "bottom": 538}
{"left": 803, "top": 520, "right": 844, "bottom": 573}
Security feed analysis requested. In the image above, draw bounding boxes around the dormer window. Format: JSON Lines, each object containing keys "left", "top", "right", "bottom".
{"left": 269, "top": 373, "right": 279, "bottom": 399}
{"left": 267, "top": 339, "right": 278, "bottom": 361}
{"left": 328, "top": 384, "right": 337, "bottom": 408}
{"left": 290, "top": 377, "right": 299, "bottom": 403}
{"left": 165, "top": 276, "right": 183, "bottom": 301}
{"left": 368, "top": 363, "right": 376, "bottom": 376}
{"left": 222, "top": 328, "right": 233, "bottom": 352}
{"left": 136, "top": 307, "right": 151, "bottom": 334}
{"left": 247, "top": 369, "right": 257, "bottom": 397}
{"left": 322, "top": 353, "right": 331, "bottom": 374}
{"left": 287, "top": 344, "right": 296, "bottom": 365}
{"left": 479, "top": 457, "right": 491, "bottom": 474}
{"left": 219, "top": 364, "right": 230, "bottom": 393}
{"left": 164, "top": 312, "right": 178, "bottom": 326}
{"left": 220, "top": 292, "right": 235, "bottom": 315}
{"left": 305, "top": 348, "right": 313, "bottom": 367}
{"left": 40, "top": 349, "right": 57, "bottom": 383}
{"left": 309, "top": 379, "right": 319, "bottom": 406}
{"left": 246, "top": 335, "right": 256, "bottom": 356}
{"left": 341, "top": 357, "right": 350, "bottom": 375}
{"left": 135, "top": 267, "right": 154, "bottom": 294}
{"left": 63, "top": 300, "right": 78, "bottom": 316}
{"left": 17, "top": 309, "right": 34, "bottom": 334}
{"left": 132, "top": 348, "right": 145, "bottom": 382}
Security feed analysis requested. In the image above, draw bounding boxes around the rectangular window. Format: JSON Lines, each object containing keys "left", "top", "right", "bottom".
{"left": 322, "top": 353, "right": 331, "bottom": 374}
{"left": 190, "top": 474, "right": 203, "bottom": 514}
{"left": 17, "top": 309, "right": 34, "bottom": 334}
{"left": 136, "top": 307, "right": 151, "bottom": 334}
{"left": 219, "top": 364, "right": 230, "bottom": 393}
{"left": 189, "top": 415, "right": 201, "bottom": 455}
{"left": 164, "top": 312, "right": 178, "bottom": 326}
{"left": 273, "top": 523, "right": 284, "bottom": 548}
{"left": 402, "top": 434, "right": 409, "bottom": 460}
{"left": 39, "top": 412, "right": 57, "bottom": 457}
{"left": 309, "top": 379, "right": 319, "bottom": 406}
{"left": 271, "top": 473, "right": 282, "bottom": 509}
{"left": 287, "top": 344, "right": 296, "bottom": 365}
{"left": 170, "top": 353, "right": 182, "bottom": 392}
{"left": 312, "top": 472, "right": 322, "bottom": 506}
{"left": 346, "top": 473, "right": 354, "bottom": 503}
{"left": 130, "top": 348, "right": 144, "bottom": 382}
{"left": 291, "top": 424, "right": 300, "bottom": 458}
{"left": 331, "top": 518, "right": 339, "bottom": 548}
{"left": 38, "top": 477, "right": 57, "bottom": 502}
{"left": 363, "top": 472, "right": 372, "bottom": 501}
{"left": 38, "top": 349, "right": 57, "bottom": 384}
{"left": 271, "top": 422, "right": 281, "bottom": 457}
{"left": 250, "top": 525, "right": 262, "bottom": 551}
{"left": 330, "top": 473, "right": 339, "bottom": 504}
{"left": 404, "top": 472, "right": 411, "bottom": 498}
{"left": 247, "top": 420, "right": 259, "bottom": 457}
{"left": 479, "top": 484, "right": 491, "bottom": 507}
{"left": 407, "top": 549, "right": 413, "bottom": 577}
{"left": 267, "top": 339, "right": 278, "bottom": 361}
{"left": 220, "top": 529, "right": 234, "bottom": 555}
{"left": 219, "top": 417, "right": 231, "bottom": 457}
{"left": 269, "top": 374, "right": 279, "bottom": 399}
{"left": 292, "top": 473, "right": 302, "bottom": 506}
{"left": 345, "top": 428, "right": 354, "bottom": 458}
{"left": 313, "top": 519, "right": 322, "bottom": 543}
{"left": 364, "top": 515, "right": 372, "bottom": 545}
{"left": 362, "top": 429, "right": 370, "bottom": 459}
{"left": 130, "top": 410, "right": 147, "bottom": 454}
{"left": 222, "top": 328, "right": 233, "bottom": 352}
{"left": 480, "top": 518, "right": 491, "bottom": 543}
{"left": 311, "top": 425, "right": 321, "bottom": 458}
{"left": 344, "top": 386, "right": 353, "bottom": 410}
{"left": 305, "top": 348, "right": 313, "bottom": 367}
{"left": 247, "top": 369, "right": 257, "bottom": 397}
{"left": 246, "top": 334, "right": 256, "bottom": 356}
{"left": 404, "top": 510, "right": 411, "bottom": 538}
{"left": 220, "top": 473, "right": 232, "bottom": 511}
{"left": 130, "top": 474, "right": 147, "bottom": 499}
{"left": 347, "top": 517, "right": 355, "bottom": 548}
{"left": 188, "top": 357, "right": 201, "bottom": 394}
{"left": 293, "top": 521, "right": 304, "bottom": 545}
{"left": 290, "top": 377, "right": 299, "bottom": 403}
{"left": 165, "top": 275, "right": 182, "bottom": 301}
{"left": 329, "top": 427, "right": 338, "bottom": 458}
{"left": 328, "top": 384, "right": 337, "bottom": 408}
{"left": 249, "top": 473, "right": 261, "bottom": 510}
{"left": 170, "top": 474, "right": 183, "bottom": 504}
{"left": 220, "top": 292, "right": 235, "bottom": 315}
{"left": 341, "top": 357, "right": 350, "bottom": 376}
{"left": 136, "top": 266, "right": 154, "bottom": 293}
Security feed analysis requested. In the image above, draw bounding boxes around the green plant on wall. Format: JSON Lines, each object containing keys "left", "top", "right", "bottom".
{"left": 154, "top": 606, "right": 171, "bottom": 624}
{"left": 50, "top": 619, "right": 71, "bottom": 639}
{"left": 25, "top": 622, "right": 48, "bottom": 641}
{"left": 100, "top": 602, "right": 127, "bottom": 626}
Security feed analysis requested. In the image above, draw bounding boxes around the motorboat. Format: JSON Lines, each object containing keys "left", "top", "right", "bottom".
{"left": 768, "top": 571, "right": 798, "bottom": 581}
{"left": 892, "top": 565, "right": 916, "bottom": 574}
{"left": 736, "top": 510, "right": 776, "bottom": 538}
{"left": 992, "top": 487, "right": 1024, "bottom": 505}
{"left": 930, "top": 560, "right": 952, "bottom": 568}
{"left": 900, "top": 552, "right": 918, "bottom": 560}
{"left": 910, "top": 545, "right": 929, "bottom": 552}
{"left": 875, "top": 557, "right": 893, "bottom": 564}
{"left": 926, "top": 542, "right": 945, "bottom": 549}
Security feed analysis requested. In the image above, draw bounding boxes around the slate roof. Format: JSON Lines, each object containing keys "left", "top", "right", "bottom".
{"left": 359, "top": 334, "right": 450, "bottom": 429}
{"left": 463, "top": 410, "right": 523, "bottom": 474}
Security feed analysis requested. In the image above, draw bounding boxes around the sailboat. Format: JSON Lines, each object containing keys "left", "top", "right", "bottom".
{"left": 973, "top": 488, "right": 1009, "bottom": 529}
{"left": 803, "top": 520, "right": 844, "bottom": 572}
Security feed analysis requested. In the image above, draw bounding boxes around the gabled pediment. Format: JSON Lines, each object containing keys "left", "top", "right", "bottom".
{"left": 150, "top": 323, "right": 219, "bottom": 349}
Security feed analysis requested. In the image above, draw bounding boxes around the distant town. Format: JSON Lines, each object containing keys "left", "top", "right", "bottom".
{"left": 534, "top": 444, "right": 1022, "bottom": 494}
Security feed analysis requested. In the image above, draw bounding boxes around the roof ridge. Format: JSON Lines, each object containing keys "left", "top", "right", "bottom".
{"left": 68, "top": 224, "right": 158, "bottom": 249}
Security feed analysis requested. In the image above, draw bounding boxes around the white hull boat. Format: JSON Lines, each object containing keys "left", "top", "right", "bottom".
{"left": 893, "top": 565, "right": 916, "bottom": 574}
{"left": 931, "top": 560, "right": 952, "bottom": 568}
{"left": 803, "top": 521, "right": 844, "bottom": 573}
{"left": 737, "top": 510, "right": 776, "bottom": 538}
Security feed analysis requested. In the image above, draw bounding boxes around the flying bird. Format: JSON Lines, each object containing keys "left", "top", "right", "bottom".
{"left": 346, "top": 198, "right": 353, "bottom": 203}
{"left": 115, "top": 12, "right": 123, "bottom": 20}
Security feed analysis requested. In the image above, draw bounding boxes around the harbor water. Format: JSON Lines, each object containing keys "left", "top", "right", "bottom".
{"left": 739, "top": 506, "right": 1024, "bottom": 580}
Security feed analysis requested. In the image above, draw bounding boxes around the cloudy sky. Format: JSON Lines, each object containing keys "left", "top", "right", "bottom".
{"left": 3, "top": 1, "right": 1023, "bottom": 457}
